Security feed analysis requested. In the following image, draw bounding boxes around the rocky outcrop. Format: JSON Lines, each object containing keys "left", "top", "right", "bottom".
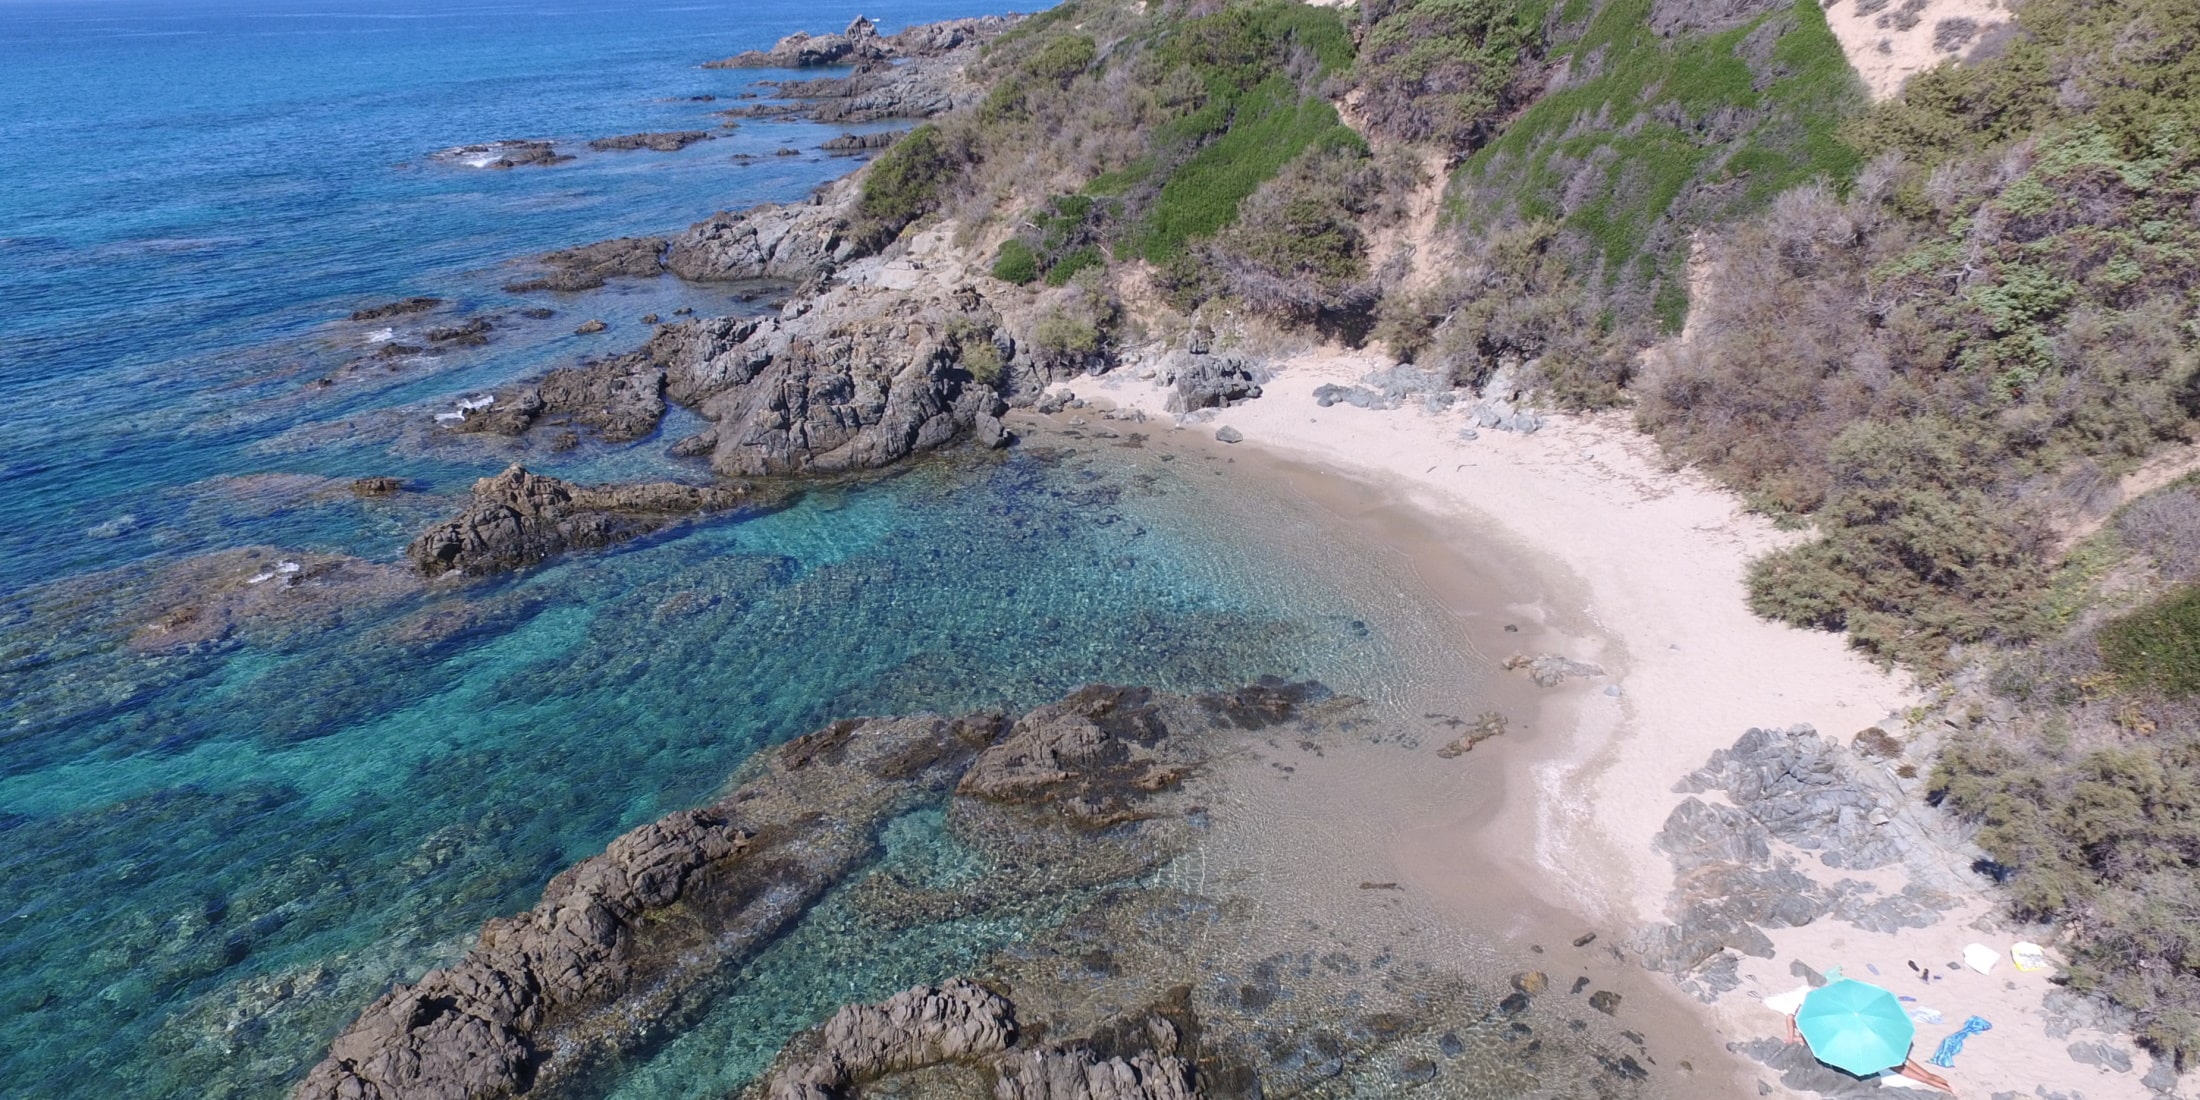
{"left": 767, "top": 980, "right": 1018, "bottom": 1099}
{"left": 403, "top": 465, "right": 753, "bottom": 577}
{"left": 648, "top": 283, "right": 1014, "bottom": 477}
{"left": 505, "top": 237, "right": 668, "bottom": 292}
{"left": 703, "top": 15, "right": 1015, "bottom": 69}
{"left": 755, "top": 981, "right": 1203, "bottom": 1100}
{"left": 1501, "top": 653, "right": 1606, "bottom": 687}
{"left": 1631, "top": 726, "right": 1968, "bottom": 995}
{"left": 439, "top": 140, "right": 572, "bottom": 168}
{"left": 662, "top": 194, "right": 851, "bottom": 283}
{"left": 294, "top": 709, "right": 1003, "bottom": 1100}
{"left": 448, "top": 339, "right": 670, "bottom": 445}
{"left": 124, "top": 547, "right": 419, "bottom": 655}
{"left": 994, "top": 1046, "right": 1197, "bottom": 1100}
{"left": 959, "top": 686, "right": 1187, "bottom": 825}
{"left": 349, "top": 297, "right": 442, "bottom": 322}
{"left": 587, "top": 130, "right": 712, "bottom": 152}
{"left": 821, "top": 129, "right": 908, "bottom": 153}
{"left": 1161, "top": 354, "right": 1262, "bottom": 414}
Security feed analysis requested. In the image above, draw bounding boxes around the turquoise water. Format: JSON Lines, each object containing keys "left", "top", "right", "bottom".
{"left": 0, "top": 3, "right": 1459, "bottom": 1097}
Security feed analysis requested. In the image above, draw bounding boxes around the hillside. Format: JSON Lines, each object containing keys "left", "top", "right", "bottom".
{"left": 805, "top": 0, "right": 2200, "bottom": 1074}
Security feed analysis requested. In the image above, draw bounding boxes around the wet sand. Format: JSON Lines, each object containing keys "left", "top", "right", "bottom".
{"left": 1025, "top": 411, "right": 1763, "bottom": 1095}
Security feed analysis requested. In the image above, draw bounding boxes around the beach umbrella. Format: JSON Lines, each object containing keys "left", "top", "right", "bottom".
{"left": 1796, "top": 979, "right": 1916, "bottom": 1076}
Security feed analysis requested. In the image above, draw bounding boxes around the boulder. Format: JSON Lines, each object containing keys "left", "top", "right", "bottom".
{"left": 404, "top": 465, "right": 753, "bottom": 577}
{"left": 766, "top": 980, "right": 1017, "bottom": 1098}
{"left": 296, "top": 709, "right": 998, "bottom": 1100}
{"left": 587, "top": 131, "right": 712, "bottom": 152}
{"left": 663, "top": 199, "right": 848, "bottom": 283}
{"left": 1162, "top": 353, "right": 1261, "bottom": 414}
{"left": 348, "top": 297, "right": 442, "bottom": 322}
{"left": 506, "top": 236, "right": 668, "bottom": 292}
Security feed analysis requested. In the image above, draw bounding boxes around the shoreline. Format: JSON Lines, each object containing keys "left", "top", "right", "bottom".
{"left": 1052, "top": 347, "right": 2172, "bottom": 1098}
{"left": 1069, "top": 346, "right": 2180, "bottom": 1099}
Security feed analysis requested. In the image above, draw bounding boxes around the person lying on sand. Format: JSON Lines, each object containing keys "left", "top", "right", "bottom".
{"left": 1784, "top": 1012, "right": 1958, "bottom": 1095}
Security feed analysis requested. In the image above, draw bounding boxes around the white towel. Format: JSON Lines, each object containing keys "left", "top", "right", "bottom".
{"left": 1763, "top": 985, "right": 1811, "bottom": 1015}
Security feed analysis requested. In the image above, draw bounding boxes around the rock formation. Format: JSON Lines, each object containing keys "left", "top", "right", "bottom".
{"left": 702, "top": 15, "right": 1014, "bottom": 69}
{"left": 505, "top": 237, "right": 669, "bottom": 292}
{"left": 296, "top": 683, "right": 1319, "bottom": 1100}
{"left": 294, "top": 707, "right": 1004, "bottom": 1100}
{"left": 649, "top": 282, "right": 1016, "bottom": 477}
{"left": 586, "top": 130, "right": 711, "bottom": 152}
{"left": 1631, "top": 726, "right": 1969, "bottom": 996}
{"left": 766, "top": 979, "right": 1018, "bottom": 1099}
{"left": 404, "top": 465, "right": 754, "bottom": 577}
{"left": 662, "top": 193, "right": 851, "bottom": 283}
{"left": 349, "top": 297, "right": 442, "bottom": 322}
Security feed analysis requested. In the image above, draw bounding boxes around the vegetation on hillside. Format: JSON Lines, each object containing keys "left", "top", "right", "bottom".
{"left": 1628, "top": 0, "right": 2200, "bottom": 1058}
{"left": 857, "top": 0, "right": 2200, "bottom": 1066}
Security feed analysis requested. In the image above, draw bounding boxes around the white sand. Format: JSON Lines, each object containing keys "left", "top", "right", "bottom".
{"left": 1821, "top": 0, "right": 2010, "bottom": 100}
{"left": 1070, "top": 347, "right": 2174, "bottom": 1099}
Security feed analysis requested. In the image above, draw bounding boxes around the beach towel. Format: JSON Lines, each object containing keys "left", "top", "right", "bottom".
{"left": 1929, "top": 1015, "right": 1993, "bottom": 1068}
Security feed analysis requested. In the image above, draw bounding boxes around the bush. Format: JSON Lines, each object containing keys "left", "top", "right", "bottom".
{"left": 992, "top": 239, "right": 1040, "bottom": 284}
{"left": 852, "top": 125, "right": 964, "bottom": 252}
{"left": 2100, "top": 584, "right": 2200, "bottom": 698}
{"left": 1449, "top": 0, "right": 1865, "bottom": 335}
{"left": 1207, "top": 144, "right": 1389, "bottom": 323}
{"left": 1355, "top": 0, "right": 1530, "bottom": 152}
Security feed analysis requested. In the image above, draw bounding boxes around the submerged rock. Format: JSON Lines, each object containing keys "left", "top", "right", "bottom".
{"left": 504, "top": 236, "right": 669, "bottom": 292}
{"left": 403, "top": 464, "right": 754, "bottom": 577}
{"left": 587, "top": 130, "right": 711, "bottom": 152}
{"left": 766, "top": 979, "right": 1018, "bottom": 1098}
{"left": 348, "top": 297, "right": 443, "bottom": 322}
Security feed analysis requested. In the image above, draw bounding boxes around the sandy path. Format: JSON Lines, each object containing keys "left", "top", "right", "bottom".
{"left": 1068, "top": 347, "right": 2173, "bottom": 1099}
{"left": 1821, "top": 0, "right": 2010, "bottom": 100}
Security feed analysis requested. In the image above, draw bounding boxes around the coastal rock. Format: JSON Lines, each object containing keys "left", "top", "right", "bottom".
{"left": 350, "top": 477, "right": 404, "bottom": 496}
{"left": 663, "top": 193, "right": 850, "bottom": 283}
{"left": 425, "top": 317, "right": 493, "bottom": 347}
{"left": 1678, "top": 725, "right": 1916, "bottom": 871}
{"left": 959, "top": 685, "right": 1184, "bottom": 824}
{"left": 765, "top": 979, "right": 1018, "bottom": 1098}
{"left": 440, "top": 140, "right": 572, "bottom": 169}
{"left": 994, "top": 1046, "right": 1198, "bottom": 1100}
{"left": 1213, "top": 426, "right": 1243, "bottom": 444}
{"left": 575, "top": 319, "right": 607, "bottom": 335}
{"left": 123, "top": 547, "right": 419, "bottom": 654}
{"left": 1162, "top": 353, "right": 1262, "bottom": 414}
{"left": 647, "top": 286, "right": 1012, "bottom": 477}
{"left": 821, "top": 129, "right": 908, "bottom": 153}
{"left": 1502, "top": 653, "right": 1606, "bottom": 687}
{"left": 442, "top": 330, "right": 678, "bottom": 445}
{"left": 505, "top": 236, "right": 669, "bottom": 292}
{"left": 703, "top": 15, "right": 1014, "bottom": 69}
{"left": 403, "top": 464, "right": 752, "bottom": 577}
{"left": 297, "top": 709, "right": 1002, "bottom": 1100}
{"left": 587, "top": 130, "right": 711, "bottom": 152}
{"left": 349, "top": 297, "right": 442, "bottom": 322}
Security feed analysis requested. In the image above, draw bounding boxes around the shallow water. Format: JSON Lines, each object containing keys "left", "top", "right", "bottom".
{"left": 0, "top": 2, "right": 1646, "bottom": 1097}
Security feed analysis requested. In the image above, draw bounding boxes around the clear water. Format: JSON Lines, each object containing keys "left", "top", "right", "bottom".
{"left": 0, "top": 5, "right": 1473, "bottom": 1096}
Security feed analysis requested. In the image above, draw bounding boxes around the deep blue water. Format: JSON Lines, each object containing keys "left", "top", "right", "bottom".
{"left": 0, "top": 3, "right": 1460, "bottom": 1098}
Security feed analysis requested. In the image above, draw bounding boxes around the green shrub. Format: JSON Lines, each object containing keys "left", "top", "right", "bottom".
{"left": 1449, "top": 0, "right": 1865, "bottom": 334}
{"left": 992, "top": 239, "right": 1040, "bottom": 284}
{"left": 852, "top": 125, "right": 962, "bottom": 252}
{"left": 2101, "top": 584, "right": 2200, "bottom": 697}
{"left": 1355, "top": 0, "right": 1529, "bottom": 151}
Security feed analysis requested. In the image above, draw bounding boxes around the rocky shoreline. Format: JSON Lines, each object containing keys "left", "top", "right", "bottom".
{"left": 296, "top": 681, "right": 1683, "bottom": 1100}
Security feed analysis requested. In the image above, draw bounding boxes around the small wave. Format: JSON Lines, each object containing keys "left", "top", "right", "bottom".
{"left": 365, "top": 327, "right": 396, "bottom": 344}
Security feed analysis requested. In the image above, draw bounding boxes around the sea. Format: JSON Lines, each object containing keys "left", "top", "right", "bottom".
{"left": 0, "top": 2, "right": 1503, "bottom": 1097}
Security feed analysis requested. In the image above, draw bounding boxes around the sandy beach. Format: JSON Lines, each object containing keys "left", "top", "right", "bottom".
{"left": 1048, "top": 347, "right": 2174, "bottom": 1100}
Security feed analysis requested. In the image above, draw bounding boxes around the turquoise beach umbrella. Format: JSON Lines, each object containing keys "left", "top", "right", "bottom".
{"left": 1796, "top": 979, "right": 1916, "bottom": 1076}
